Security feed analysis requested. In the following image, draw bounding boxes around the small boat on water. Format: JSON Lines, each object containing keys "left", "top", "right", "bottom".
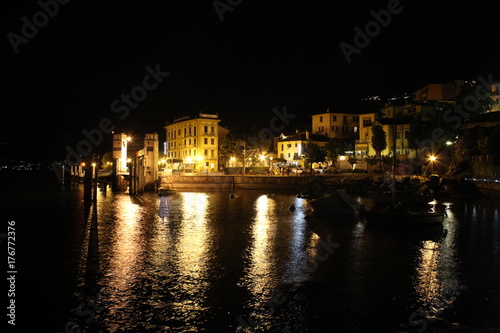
{"left": 363, "top": 202, "right": 444, "bottom": 224}
{"left": 307, "top": 189, "right": 359, "bottom": 216}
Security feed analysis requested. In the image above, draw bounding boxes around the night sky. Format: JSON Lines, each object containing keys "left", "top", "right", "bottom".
{"left": 3, "top": 0, "right": 499, "bottom": 162}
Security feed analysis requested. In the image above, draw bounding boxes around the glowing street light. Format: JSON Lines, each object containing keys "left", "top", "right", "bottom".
{"left": 428, "top": 155, "right": 437, "bottom": 174}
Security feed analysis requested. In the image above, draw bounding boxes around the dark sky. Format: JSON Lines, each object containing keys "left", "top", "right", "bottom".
{"left": 2, "top": 0, "right": 499, "bottom": 161}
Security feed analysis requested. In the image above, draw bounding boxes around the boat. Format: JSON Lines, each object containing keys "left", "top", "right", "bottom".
{"left": 362, "top": 115, "right": 446, "bottom": 225}
{"left": 307, "top": 189, "right": 359, "bottom": 216}
{"left": 363, "top": 202, "right": 444, "bottom": 224}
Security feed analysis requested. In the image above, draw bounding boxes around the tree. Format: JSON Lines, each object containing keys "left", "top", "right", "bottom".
{"left": 219, "top": 127, "right": 272, "bottom": 172}
{"left": 456, "top": 82, "right": 496, "bottom": 117}
{"left": 371, "top": 124, "right": 387, "bottom": 171}
{"left": 364, "top": 155, "right": 379, "bottom": 173}
{"left": 101, "top": 152, "right": 114, "bottom": 170}
{"left": 325, "top": 137, "right": 354, "bottom": 170}
{"left": 302, "top": 141, "right": 326, "bottom": 167}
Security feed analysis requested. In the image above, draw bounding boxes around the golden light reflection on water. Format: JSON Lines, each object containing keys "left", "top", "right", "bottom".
{"left": 414, "top": 206, "right": 463, "bottom": 315}
{"left": 416, "top": 240, "right": 441, "bottom": 303}
{"left": 106, "top": 195, "right": 144, "bottom": 309}
{"left": 245, "top": 194, "right": 277, "bottom": 298}
{"left": 283, "top": 197, "right": 309, "bottom": 282}
{"left": 177, "top": 192, "right": 210, "bottom": 284}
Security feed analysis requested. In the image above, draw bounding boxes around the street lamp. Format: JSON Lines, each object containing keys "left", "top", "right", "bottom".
{"left": 429, "top": 155, "right": 436, "bottom": 175}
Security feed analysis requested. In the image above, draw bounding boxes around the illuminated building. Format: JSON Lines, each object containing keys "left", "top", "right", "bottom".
{"left": 165, "top": 113, "right": 227, "bottom": 172}
{"left": 311, "top": 109, "right": 359, "bottom": 139}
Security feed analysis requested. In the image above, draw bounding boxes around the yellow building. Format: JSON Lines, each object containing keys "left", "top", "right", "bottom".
{"left": 355, "top": 111, "right": 415, "bottom": 159}
{"left": 311, "top": 109, "right": 359, "bottom": 139}
{"left": 164, "top": 113, "right": 224, "bottom": 172}
{"left": 277, "top": 131, "right": 329, "bottom": 166}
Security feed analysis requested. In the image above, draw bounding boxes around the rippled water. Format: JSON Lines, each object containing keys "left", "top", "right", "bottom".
{"left": 2, "top": 176, "right": 500, "bottom": 332}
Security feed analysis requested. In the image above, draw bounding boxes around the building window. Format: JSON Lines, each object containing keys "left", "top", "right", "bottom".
{"left": 319, "top": 116, "right": 323, "bottom": 122}
{"left": 189, "top": 139, "right": 191, "bottom": 145}
{"left": 194, "top": 139, "right": 196, "bottom": 145}
{"left": 204, "top": 138, "right": 208, "bottom": 144}
{"left": 333, "top": 115, "right": 337, "bottom": 121}
{"left": 211, "top": 150, "right": 214, "bottom": 156}
{"left": 363, "top": 118, "right": 371, "bottom": 126}
{"left": 184, "top": 139, "right": 186, "bottom": 145}
{"left": 295, "top": 143, "right": 297, "bottom": 147}
{"left": 211, "top": 126, "right": 215, "bottom": 133}
{"left": 204, "top": 126, "right": 208, "bottom": 133}
{"left": 288, "top": 153, "right": 291, "bottom": 158}
{"left": 204, "top": 149, "right": 208, "bottom": 156}
{"left": 211, "top": 138, "right": 214, "bottom": 145}
{"left": 188, "top": 127, "right": 191, "bottom": 135}
{"left": 405, "top": 130, "right": 410, "bottom": 139}
{"left": 287, "top": 144, "right": 292, "bottom": 148}
{"left": 194, "top": 126, "right": 196, "bottom": 136}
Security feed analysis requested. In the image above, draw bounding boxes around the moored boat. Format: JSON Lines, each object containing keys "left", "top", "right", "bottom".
{"left": 307, "top": 189, "right": 359, "bottom": 216}
{"left": 363, "top": 202, "right": 444, "bottom": 224}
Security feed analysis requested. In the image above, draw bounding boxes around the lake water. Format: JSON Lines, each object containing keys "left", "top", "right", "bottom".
{"left": 2, "top": 172, "right": 500, "bottom": 332}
